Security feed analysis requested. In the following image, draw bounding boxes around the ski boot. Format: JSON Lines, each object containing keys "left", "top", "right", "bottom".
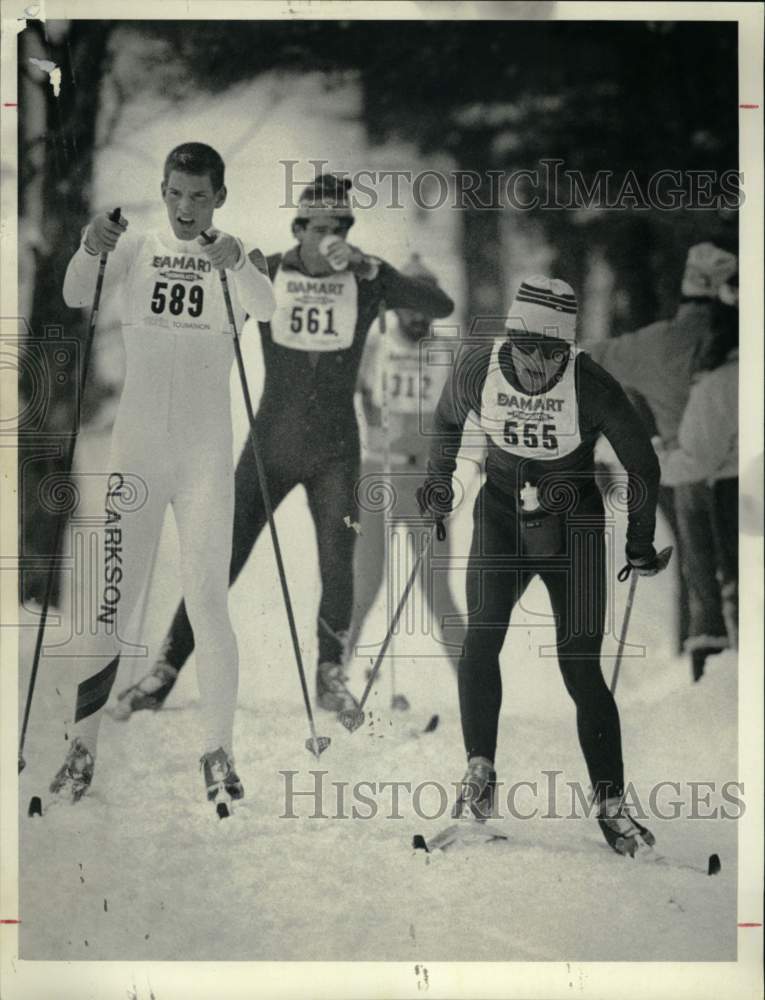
{"left": 690, "top": 644, "right": 725, "bottom": 683}
{"left": 316, "top": 661, "right": 360, "bottom": 715}
{"left": 200, "top": 747, "right": 244, "bottom": 807}
{"left": 112, "top": 658, "right": 179, "bottom": 719}
{"left": 597, "top": 796, "right": 656, "bottom": 857}
{"left": 49, "top": 738, "right": 95, "bottom": 803}
{"left": 452, "top": 756, "right": 498, "bottom": 822}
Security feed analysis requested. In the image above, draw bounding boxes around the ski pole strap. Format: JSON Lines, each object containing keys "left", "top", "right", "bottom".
{"left": 617, "top": 563, "right": 632, "bottom": 582}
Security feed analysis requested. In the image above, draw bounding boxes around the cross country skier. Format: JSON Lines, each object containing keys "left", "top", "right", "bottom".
{"left": 350, "top": 254, "right": 464, "bottom": 674}
{"left": 116, "top": 174, "right": 455, "bottom": 717}
{"left": 417, "top": 277, "right": 665, "bottom": 857}
{"left": 49, "top": 143, "right": 276, "bottom": 808}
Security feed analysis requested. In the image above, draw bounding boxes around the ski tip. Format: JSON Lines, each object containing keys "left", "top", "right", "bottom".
{"left": 338, "top": 709, "right": 365, "bottom": 733}
{"left": 423, "top": 714, "right": 440, "bottom": 733}
{"left": 216, "top": 802, "right": 230, "bottom": 820}
{"left": 305, "top": 735, "right": 332, "bottom": 757}
{"left": 707, "top": 853, "right": 721, "bottom": 876}
{"left": 412, "top": 833, "right": 429, "bottom": 853}
{"left": 28, "top": 796, "right": 42, "bottom": 818}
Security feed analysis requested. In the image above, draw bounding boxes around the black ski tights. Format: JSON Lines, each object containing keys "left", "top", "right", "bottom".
{"left": 458, "top": 484, "right": 624, "bottom": 801}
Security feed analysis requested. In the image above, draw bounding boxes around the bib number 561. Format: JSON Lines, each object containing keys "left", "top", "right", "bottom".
{"left": 290, "top": 306, "right": 336, "bottom": 336}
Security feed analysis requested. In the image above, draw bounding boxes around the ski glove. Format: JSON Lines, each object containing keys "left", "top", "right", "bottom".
{"left": 84, "top": 211, "right": 127, "bottom": 255}
{"left": 624, "top": 543, "right": 662, "bottom": 577}
{"left": 198, "top": 229, "right": 243, "bottom": 271}
{"left": 416, "top": 478, "right": 452, "bottom": 541}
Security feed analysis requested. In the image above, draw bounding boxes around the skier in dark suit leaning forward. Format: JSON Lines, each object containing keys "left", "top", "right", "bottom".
{"left": 417, "top": 276, "right": 668, "bottom": 856}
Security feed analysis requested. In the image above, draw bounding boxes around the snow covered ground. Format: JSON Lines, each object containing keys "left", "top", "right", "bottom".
{"left": 12, "top": 64, "right": 754, "bottom": 983}
{"left": 17, "top": 426, "right": 741, "bottom": 964}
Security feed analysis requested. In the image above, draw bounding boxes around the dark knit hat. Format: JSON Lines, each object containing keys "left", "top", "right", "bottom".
{"left": 297, "top": 174, "right": 354, "bottom": 221}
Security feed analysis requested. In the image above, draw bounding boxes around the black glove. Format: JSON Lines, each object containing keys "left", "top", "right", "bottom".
{"left": 622, "top": 543, "right": 664, "bottom": 578}
{"left": 416, "top": 479, "right": 453, "bottom": 541}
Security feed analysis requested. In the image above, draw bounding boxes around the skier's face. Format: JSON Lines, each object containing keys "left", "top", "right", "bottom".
{"left": 396, "top": 307, "right": 431, "bottom": 341}
{"left": 295, "top": 217, "right": 346, "bottom": 256}
{"left": 162, "top": 170, "right": 226, "bottom": 241}
{"left": 511, "top": 333, "right": 570, "bottom": 366}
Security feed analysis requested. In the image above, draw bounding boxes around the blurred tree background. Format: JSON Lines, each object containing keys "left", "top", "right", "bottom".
{"left": 18, "top": 16, "right": 738, "bottom": 601}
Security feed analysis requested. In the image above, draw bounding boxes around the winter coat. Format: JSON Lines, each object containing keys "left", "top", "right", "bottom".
{"left": 660, "top": 350, "right": 738, "bottom": 486}
{"left": 585, "top": 301, "right": 719, "bottom": 448}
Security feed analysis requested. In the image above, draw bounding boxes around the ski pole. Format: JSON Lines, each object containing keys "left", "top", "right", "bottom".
{"left": 610, "top": 545, "right": 673, "bottom": 695}
{"left": 340, "top": 521, "right": 436, "bottom": 732}
{"left": 377, "top": 300, "right": 406, "bottom": 710}
{"left": 202, "top": 232, "right": 329, "bottom": 758}
{"left": 19, "top": 207, "right": 121, "bottom": 774}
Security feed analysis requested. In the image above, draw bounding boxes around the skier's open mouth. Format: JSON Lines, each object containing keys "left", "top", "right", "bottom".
{"left": 176, "top": 216, "right": 196, "bottom": 234}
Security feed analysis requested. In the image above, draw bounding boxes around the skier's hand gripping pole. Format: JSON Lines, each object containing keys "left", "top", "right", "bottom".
{"left": 610, "top": 545, "right": 673, "bottom": 695}
{"left": 19, "top": 208, "right": 122, "bottom": 775}
{"left": 339, "top": 522, "right": 437, "bottom": 732}
{"left": 200, "top": 231, "right": 330, "bottom": 758}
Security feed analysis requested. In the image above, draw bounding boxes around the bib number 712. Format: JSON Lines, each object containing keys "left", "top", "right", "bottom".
{"left": 503, "top": 420, "right": 558, "bottom": 451}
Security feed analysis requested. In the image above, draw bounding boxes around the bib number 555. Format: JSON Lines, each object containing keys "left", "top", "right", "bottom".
{"left": 503, "top": 420, "right": 558, "bottom": 450}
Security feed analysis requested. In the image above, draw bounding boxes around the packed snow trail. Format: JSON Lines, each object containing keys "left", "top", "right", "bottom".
{"left": 18, "top": 430, "right": 738, "bottom": 962}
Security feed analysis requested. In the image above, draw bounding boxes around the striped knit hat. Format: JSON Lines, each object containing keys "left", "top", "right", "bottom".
{"left": 505, "top": 276, "right": 578, "bottom": 342}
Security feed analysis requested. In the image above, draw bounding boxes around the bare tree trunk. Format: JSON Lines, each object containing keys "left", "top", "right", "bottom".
{"left": 19, "top": 20, "right": 113, "bottom": 604}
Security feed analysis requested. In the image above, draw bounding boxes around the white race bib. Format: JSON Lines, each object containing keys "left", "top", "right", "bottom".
{"left": 270, "top": 266, "right": 358, "bottom": 352}
{"left": 480, "top": 339, "right": 581, "bottom": 459}
{"left": 125, "top": 232, "right": 227, "bottom": 335}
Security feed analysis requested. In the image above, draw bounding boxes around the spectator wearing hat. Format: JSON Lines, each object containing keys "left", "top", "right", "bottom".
{"left": 586, "top": 242, "right": 738, "bottom": 680}
{"left": 657, "top": 273, "right": 739, "bottom": 676}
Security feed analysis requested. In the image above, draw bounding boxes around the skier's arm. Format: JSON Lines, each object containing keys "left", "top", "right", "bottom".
{"left": 583, "top": 356, "right": 660, "bottom": 556}
{"left": 227, "top": 244, "right": 276, "bottom": 322}
{"left": 198, "top": 233, "right": 276, "bottom": 322}
{"left": 62, "top": 212, "right": 132, "bottom": 307}
{"left": 425, "top": 342, "right": 489, "bottom": 496}
{"left": 376, "top": 262, "right": 455, "bottom": 318}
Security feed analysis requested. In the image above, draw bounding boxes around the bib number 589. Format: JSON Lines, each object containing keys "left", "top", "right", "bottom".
{"left": 151, "top": 281, "right": 204, "bottom": 317}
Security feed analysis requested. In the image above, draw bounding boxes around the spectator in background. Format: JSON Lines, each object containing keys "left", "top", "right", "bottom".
{"left": 657, "top": 274, "right": 739, "bottom": 678}
{"left": 586, "top": 242, "right": 738, "bottom": 682}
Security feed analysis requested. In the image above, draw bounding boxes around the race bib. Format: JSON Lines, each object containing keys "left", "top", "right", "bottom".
{"left": 480, "top": 339, "right": 581, "bottom": 459}
{"left": 126, "top": 232, "right": 226, "bottom": 335}
{"left": 270, "top": 266, "right": 358, "bottom": 352}
{"left": 377, "top": 347, "right": 438, "bottom": 417}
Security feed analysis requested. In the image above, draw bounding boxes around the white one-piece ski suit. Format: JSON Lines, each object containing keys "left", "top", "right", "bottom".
{"left": 61, "top": 227, "right": 276, "bottom": 756}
